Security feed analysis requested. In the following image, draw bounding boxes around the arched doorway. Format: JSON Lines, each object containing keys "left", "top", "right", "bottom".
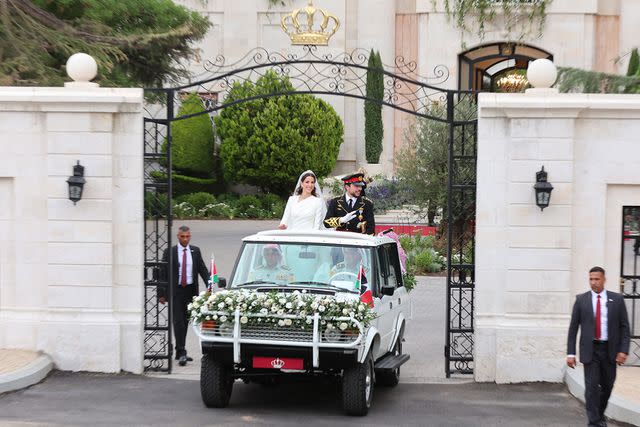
{"left": 458, "top": 42, "right": 553, "bottom": 92}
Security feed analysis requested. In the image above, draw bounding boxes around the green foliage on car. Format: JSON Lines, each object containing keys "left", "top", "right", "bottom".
{"left": 214, "top": 71, "right": 343, "bottom": 197}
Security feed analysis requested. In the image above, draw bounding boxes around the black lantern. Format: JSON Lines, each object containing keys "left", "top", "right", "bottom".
{"left": 67, "top": 160, "right": 86, "bottom": 205}
{"left": 533, "top": 166, "right": 553, "bottom": 211}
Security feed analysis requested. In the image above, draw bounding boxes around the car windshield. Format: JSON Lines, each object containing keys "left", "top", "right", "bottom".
{"left": 230, "top": 242, "right": 373, "bottom": 293}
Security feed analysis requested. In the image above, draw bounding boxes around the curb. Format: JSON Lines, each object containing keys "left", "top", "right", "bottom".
{"left": 565, "top": 367, "right": 640, "bottom": 427}
{"left": 0, "top": 354, "right": 54, "bottom": 394}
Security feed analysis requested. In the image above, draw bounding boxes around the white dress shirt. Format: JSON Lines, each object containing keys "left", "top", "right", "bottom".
{"left": 345, "top": 195, "right": 357, "bottom": 210}
{"left": 178, "top": 245, "right": 193, "bottom": 285}
{"left": 591, "top": 289, "right": 608, "bottom": 341}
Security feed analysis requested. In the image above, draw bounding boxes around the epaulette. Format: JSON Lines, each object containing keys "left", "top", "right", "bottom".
{"left": 362, "top": 196, "right": 373, "bottom": 203}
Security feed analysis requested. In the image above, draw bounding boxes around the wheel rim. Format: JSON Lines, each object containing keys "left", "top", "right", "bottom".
{"left": 393, "top": 339, "right": 402, "bottom": 378}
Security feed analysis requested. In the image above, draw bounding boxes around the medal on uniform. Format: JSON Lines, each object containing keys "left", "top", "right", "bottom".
{"left": 358, "top": 209, "right": 363, "bottom": 221}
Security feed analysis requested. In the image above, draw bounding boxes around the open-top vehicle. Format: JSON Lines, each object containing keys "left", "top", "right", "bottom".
{"left": 191, "top": 229, "right": 411, "bottom": 415}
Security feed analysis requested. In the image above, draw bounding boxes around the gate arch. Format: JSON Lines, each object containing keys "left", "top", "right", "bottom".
{"left": 143, "top": 45, "right": 477, "bottom": 376}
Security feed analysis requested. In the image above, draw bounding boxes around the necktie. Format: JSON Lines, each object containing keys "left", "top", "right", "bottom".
{"left": 348, "top": 199, "right": 353, "bottom": 210}
{"left": 180, "top": 248, "right": 187, "bottom": 287}
{"left": 595, "top": 294, "right": 601, "bottom": 340}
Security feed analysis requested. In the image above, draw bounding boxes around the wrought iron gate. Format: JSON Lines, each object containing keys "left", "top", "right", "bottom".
{"left": 143, "top": 93, "right": 174, "bottom": 372}
{"left": 142, "top": 46, "right": 477, "bottom": 375}
{"left": 620, "top": 206, "right": 640, "bottom": 365}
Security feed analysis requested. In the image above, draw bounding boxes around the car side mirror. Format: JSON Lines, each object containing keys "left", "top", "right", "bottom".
{"left": 381, "top": 286, "right": 394, "bottom": 296}
{"left": 218, "top": 277, "right": 227, "bottom": 288}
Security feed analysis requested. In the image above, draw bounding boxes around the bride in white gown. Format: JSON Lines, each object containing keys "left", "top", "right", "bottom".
{"left": 278, "top": 170, "right": 327, "bottom": 230}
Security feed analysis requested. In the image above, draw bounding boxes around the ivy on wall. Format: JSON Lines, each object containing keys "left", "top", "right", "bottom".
{"left": 441, "top": 0, "right": 552, "bottom": 41}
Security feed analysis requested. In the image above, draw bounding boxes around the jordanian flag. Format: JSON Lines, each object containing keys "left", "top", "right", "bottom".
{"left": 210, "top": 258, "right": 218, "bottom": 289}
{"left": 356, "top": 264, "right": 374, "bottom": 308}
{"left": 354, "top": 264, "right": 364, "bottom": 290}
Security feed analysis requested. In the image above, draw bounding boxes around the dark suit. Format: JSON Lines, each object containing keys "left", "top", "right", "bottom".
{"left": 323, "top": 195, "right": 375, "bottom": 234}
{"left": 161, "top": 245, "right": 209, "bottom": 358}
{"left": 567, "top": 290, "right": 630, "bottom": 426}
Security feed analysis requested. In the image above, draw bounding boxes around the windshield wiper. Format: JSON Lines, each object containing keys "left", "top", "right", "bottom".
{"left": 289, "top": 281, "right": 358, "bottom": 294}
{"left": 236, "top": 280, "right": 277, "bottom": 287}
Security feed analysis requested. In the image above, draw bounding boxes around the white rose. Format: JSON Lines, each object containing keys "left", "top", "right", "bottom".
{"left": 206, "top": 316, "right": 211, "bottom": 321}
{"left": 191, "top": 310, "right": 198, "bottom": 318}
{"left": 340, "top": 322, "right": 348, "bottom": 331}
{"left": 358, "top": 305, "right": 364, "bottom": 312}
{"left": 242, "top": 303, "right": 248, "bottom": 309}
{"left": 187, "top": 303, "right": 193, "bottom": 311}
{"left": 212, "top": 315, "right": 218, "bottom": 320}
{"left": 225, "top": 297, "right": 232, "bottom": 305}
{"left": 279, "top": 298, "right": 286, "bottom": 305}
{"left": 284, "top": 318, "right": 292, "bottom": 326}
{"left": 318, "top": 305, "right": 326, "bottom": 312}
{"left": 277, "top": 309, "right": 284, "bottom": 315}
{"left": 285, "top": 302, "right": 293, "bottom": 309}
{"left": 311, "top": 302, "right": 318, "bottom": 310}
{"left": 326, "top": 323, "right": 333, "bottom": 330}
{"left": 302, "top": 289, "right": 307, "bottom": 293}
{"left": 271, "top": 305, "right": 278, "bottom": 313}
{"left": 306, "top": 318, "right": 312, "bottom": 324}
{"left": 342, "top": 308, "right": 349, "bottom": 315}
{"left": 218, "top": 302, "right": 225, "bottom": 309}
{"left": 278, "top": 320, "right": 285, "bottom": 326}
{"left": 260, "top": 308, "right": 268, "bottom": 315}
{"left": 240, "top": 316, "right": 248, "bottom": 324}
{"left": 220, "top": 315, "right": 228, "bottom": 322}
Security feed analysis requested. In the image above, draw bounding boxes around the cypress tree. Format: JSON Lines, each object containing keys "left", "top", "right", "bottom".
{"left": 365, "top": 50, "right": 384, "bottom": 163}
{"left": 627, "top": 48, "right": 639, "bottom": 77}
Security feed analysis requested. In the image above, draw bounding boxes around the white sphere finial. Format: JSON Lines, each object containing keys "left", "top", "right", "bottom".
{"left": 526, "top": 58, "right": 557, "bottom": 89}
{"left": 65, "top": 53, "right": 99, "bottom": 88}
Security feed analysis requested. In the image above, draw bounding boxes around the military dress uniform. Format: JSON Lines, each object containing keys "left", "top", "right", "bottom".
{"left": 324, "top": 173, "right": 375, "bottom": 234}
{"left": 248, "top": 264, "right": 294, "bottom": 283}
{"left": 324, "top": 196, "right": 375, "bottom": 234}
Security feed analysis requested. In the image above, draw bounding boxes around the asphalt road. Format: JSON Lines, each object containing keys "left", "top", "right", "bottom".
{"left": 0, "top": 371, "right": 603, "bottom": 427}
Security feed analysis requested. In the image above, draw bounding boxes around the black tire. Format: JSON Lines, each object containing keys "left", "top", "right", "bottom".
{"left": 200, "top": 353, "right": 233, "bottom": 408}
{"left": 377, "top": 332, "right": 402, "bottom": 387}
{"left": 342, "top": 351, "right": 374, "bottom": 416}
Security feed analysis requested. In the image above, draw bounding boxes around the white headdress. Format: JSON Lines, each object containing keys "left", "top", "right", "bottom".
{"left": 293, "top": 170, "right": 323, "bottom": 198}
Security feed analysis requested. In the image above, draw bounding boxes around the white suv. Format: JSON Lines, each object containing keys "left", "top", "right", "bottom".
{"left": 193, "top": 229, "right": 411, "bottom": 415}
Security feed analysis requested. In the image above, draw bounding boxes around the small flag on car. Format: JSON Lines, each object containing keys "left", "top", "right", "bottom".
{"left": 210, "top": 256, "right": 218, "bottom": 290}
{"left": 354, "top": 263, "right": 363, "bottom": 290}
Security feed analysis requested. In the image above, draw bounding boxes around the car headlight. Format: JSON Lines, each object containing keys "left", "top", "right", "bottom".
{"left": 323, "top": 328, "right": 342, "bottom": 343}
{"left": 218, "top": 321, "right": 234, "bottom": 337}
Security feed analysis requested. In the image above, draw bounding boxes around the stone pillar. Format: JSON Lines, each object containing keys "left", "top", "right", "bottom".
{"left": 0, "top": 87, "right": 144, "bottom": 373}
{"left": 475, "top": 92, "right": 640, "bottom": 382}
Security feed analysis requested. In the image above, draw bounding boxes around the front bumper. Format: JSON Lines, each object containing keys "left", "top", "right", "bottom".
{"left": 193, "top": 310, "right": 364, "bottom": 368}
{"left": 201, "top": 342, "right": 359, "bottom": 370}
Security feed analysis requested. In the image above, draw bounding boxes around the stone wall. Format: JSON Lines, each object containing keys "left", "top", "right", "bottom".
{"left": 0, "top": 87, "right": 144, "bottom": 373}
{"left": 475, "top": 92, "right": 640, "bottom": 382}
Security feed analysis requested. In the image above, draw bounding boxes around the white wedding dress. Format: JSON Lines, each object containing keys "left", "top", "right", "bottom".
{"left": 279, "top": 195, "right": 325, "bottom": 230}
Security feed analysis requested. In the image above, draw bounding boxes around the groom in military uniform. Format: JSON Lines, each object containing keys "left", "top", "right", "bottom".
{"left": 324, "top": 172, "right": 375, "bottom": 234}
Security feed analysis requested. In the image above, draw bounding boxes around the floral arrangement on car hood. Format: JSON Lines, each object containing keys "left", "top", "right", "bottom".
{"left": 188, "top": 289, "right": 376, "bottom": 330}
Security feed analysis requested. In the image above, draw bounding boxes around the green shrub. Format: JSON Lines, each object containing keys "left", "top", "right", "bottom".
{"left": 199, "top": 203, "right": 235, "bottom": 219}
{"left": 182, "top": 192, "right": 216, "bottom": 210}
{"left": 628, "top": 48, "right": 639, "bottom": 77}
{"left": 235, "top": 195, "right": 262, "bottom": 213}
{"left": 170, "top": 93, "right": 215, "bottom": 176}
{"left": 215, "top": 71, "right": 343, "bottom": 196}
{"left": 415, "top": 249, "right": 445, "bottom": 273}
{"left": 173, "top": 201, "right": 196, "bottom": 218}
{"left": 259, "top": 193, "right": 282, "bottom": 210}
{"left": 144, "top": 191, "right": 168, "bottom": 218}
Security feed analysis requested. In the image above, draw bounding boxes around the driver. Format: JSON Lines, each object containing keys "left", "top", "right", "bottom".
{"left": 329, "top": 247, "right": 369, "bottom": 281}
{"left": 248, "top": 244, "right": 295, "bottom": 283}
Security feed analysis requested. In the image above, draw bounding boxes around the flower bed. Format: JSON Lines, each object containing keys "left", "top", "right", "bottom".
{"left": 188, "top": 289, "right": 376, "bottom": 331}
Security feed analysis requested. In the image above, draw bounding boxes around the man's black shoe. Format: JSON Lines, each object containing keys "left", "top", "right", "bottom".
{"left": 186, "top": 356, "right": 193, "bottom": 362}
{"left": 178, "top": 355, "right": 187, "bottom": 366}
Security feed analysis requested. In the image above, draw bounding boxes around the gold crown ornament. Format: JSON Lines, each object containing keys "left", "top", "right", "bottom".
{"left": 281, "top": 1, "right": 340, "bottom": 46}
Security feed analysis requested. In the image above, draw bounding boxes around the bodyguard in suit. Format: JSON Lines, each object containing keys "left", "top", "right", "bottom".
{"left": 160, "top": 225, "right": 210, "bottom": 366}
{"left": 566, "top": 266, "right": 630, "bottom": 427}
{"left": 324, "top": 172, "right": 375, "bottom": 234}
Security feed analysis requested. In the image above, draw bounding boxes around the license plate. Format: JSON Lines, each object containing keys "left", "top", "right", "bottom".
{"left": 252, "top": 356, "right": 304, "bottom": 370}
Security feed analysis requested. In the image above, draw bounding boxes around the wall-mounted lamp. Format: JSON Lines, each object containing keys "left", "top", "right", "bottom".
{"left": 533, "top": 166, "right": 553, "bottom": 211}
{"left": 67, "top": 160, "right": 86, "bottom": 205}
